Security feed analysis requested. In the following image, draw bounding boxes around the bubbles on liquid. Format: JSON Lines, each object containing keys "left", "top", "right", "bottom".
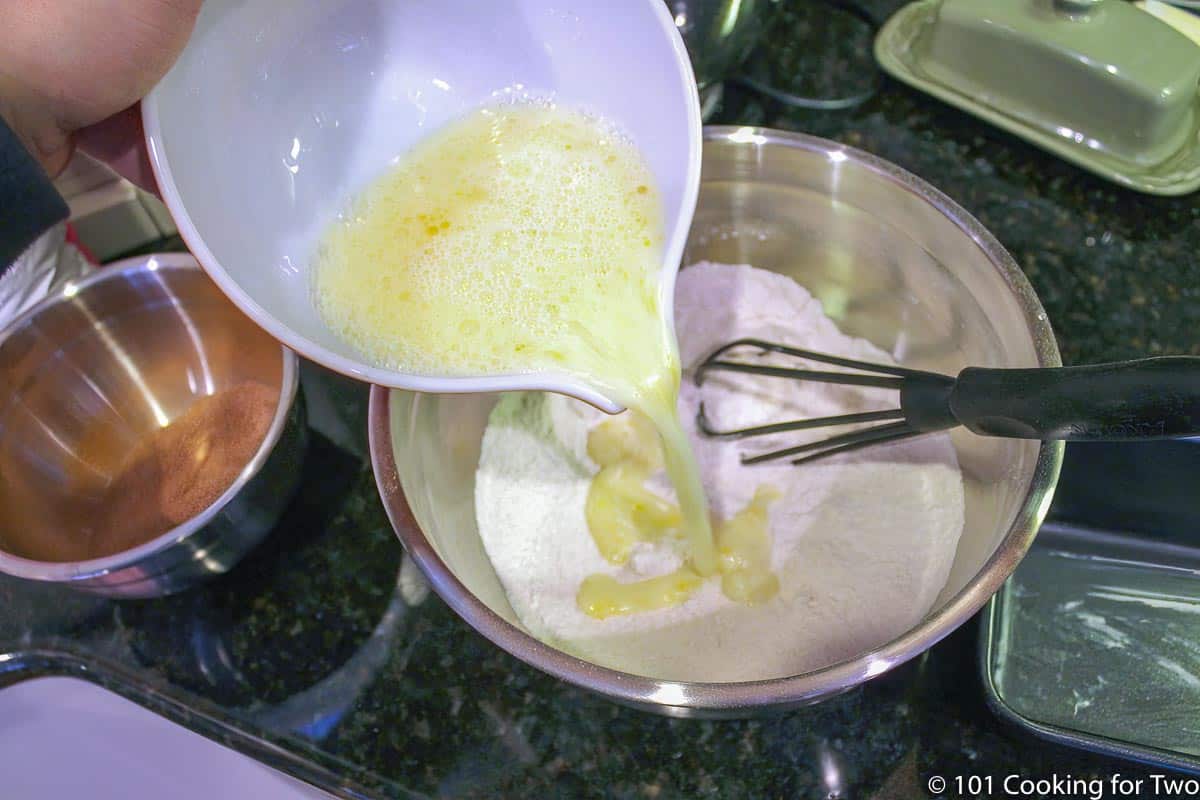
{"left": 314, "top": 103, "right": 664, "bottom": 376}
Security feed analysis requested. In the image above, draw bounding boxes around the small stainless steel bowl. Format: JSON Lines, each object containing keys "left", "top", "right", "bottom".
{"left": 0, "top": 254, "right": 306, "bottom": 598}
{"left": 368, "top": 127, "right": 1063, "bottom": 717}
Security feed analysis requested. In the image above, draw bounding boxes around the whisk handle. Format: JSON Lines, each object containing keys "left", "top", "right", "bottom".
{"left": 951, "top": 357, "right": 1200, "bottom": 441}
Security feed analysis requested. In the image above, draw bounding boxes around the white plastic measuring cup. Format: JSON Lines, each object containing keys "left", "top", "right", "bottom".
{"left": 143, "top": 0, "right": 703, "bottom": 412}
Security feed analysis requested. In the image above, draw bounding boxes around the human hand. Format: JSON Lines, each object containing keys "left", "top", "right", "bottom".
{"left": 0, "top": 0, "right": 203, "bottom": 192}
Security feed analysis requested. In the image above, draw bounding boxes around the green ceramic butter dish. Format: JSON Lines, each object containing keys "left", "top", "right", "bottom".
{"left": 876, "top": 0, "right": 1200, "bottom": 194}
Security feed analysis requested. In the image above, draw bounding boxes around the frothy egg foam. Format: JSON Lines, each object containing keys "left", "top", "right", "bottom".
{"left": 313, "top": 103, "right": 669, "bottom": 398}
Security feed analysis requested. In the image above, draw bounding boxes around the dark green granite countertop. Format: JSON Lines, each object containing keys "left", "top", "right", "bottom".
{"left": 3, "top": 2, "right": 1199, "bottom": 797}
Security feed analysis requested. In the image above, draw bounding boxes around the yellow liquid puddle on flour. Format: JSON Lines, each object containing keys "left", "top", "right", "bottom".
{"left": 315, "top": 103, "right": 725, "bottom": 610}
{"left": 579, "top": 413, "right": 780, "bottom": 619}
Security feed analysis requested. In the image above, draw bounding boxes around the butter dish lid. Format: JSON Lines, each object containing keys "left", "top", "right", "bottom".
{"left": 875, "top": 0, "right": 1200, "bottom": 194}
{"left": 959, "top": 0, "right": 1199, "bottom": 95}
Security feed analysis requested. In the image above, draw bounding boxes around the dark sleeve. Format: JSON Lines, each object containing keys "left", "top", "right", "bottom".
{"left": 0, "top": 116, "right": 69, "bottom": 272}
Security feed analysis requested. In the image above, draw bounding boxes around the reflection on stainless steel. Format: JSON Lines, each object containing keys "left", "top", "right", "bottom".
{"left": 369, "top": 127, "right": 1063, "bottom": 716}
{"left": 667, "top": 0, "right": 765, "bottom": 118}
{"left": 667, "top": 0, "right": 764, "bottom": 89}
{"left": 840, "top": 271, "right": 967, "bottom": 364}
{"left": 0, "top": 254, "right": 306, "bottom": 598}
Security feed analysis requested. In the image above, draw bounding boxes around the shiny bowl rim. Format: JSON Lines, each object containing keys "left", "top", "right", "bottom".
{"left": 367, "top": 125, "right": 1065, "bottom": 709}
{"left": 0, "top": 253, "right": 300, "bottom": 583}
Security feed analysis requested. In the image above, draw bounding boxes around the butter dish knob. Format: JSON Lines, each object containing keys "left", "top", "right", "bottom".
{"left": 1054, "top": 0, "right": 1105, "bottom": 14}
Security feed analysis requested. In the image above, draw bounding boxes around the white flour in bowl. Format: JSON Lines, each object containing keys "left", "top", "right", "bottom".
{"left": 474, "top": 262, "right": 965, "bottom": 682}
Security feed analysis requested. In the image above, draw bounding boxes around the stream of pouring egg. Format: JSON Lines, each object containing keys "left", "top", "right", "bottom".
{"left": 316, "top": 104, "right": 776, "bottom": 614}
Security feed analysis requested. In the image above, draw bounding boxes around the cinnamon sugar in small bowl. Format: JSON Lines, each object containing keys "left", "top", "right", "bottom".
{"left": 0, "top": 254, "right": 306, "bottom": 597}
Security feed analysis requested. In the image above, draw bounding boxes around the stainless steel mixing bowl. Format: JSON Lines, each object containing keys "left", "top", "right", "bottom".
{"left": 0, "top": 254, "right": 306, "bottom": 598}
{"left": 368, "top": 126, "right": 1063, "bottom": 716}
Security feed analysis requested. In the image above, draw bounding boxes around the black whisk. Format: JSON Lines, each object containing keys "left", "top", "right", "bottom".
{"left": 694, "top": 338, "right": 1200, "bottom": 465}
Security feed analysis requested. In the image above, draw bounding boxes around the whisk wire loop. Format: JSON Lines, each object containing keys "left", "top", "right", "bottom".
{"left": 693, "top": 338, "right": 950, "bottom": 465}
